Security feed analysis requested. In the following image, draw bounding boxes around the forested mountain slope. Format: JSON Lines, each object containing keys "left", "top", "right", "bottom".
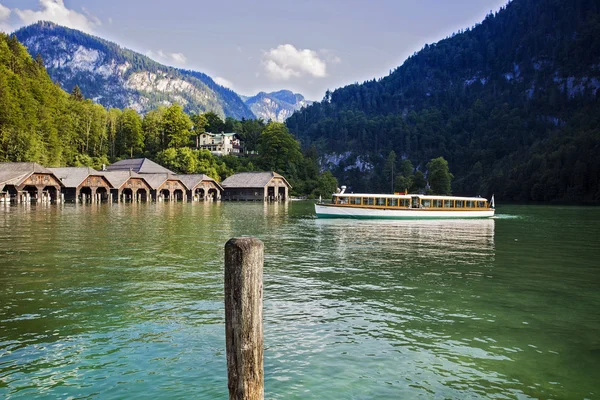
{"left": 287, "top": 0, "right": 600, "bottom": 203}
{"left": 13, "top": 21, "right": 254, "bottom": 119}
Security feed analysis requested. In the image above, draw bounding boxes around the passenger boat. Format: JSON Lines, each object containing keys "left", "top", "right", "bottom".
{"left": 315, "top": 187, "right": 495, "bottom": 219}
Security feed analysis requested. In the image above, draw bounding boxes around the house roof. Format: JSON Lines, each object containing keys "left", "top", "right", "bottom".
{"left": 48, "top": 167, "right": 108, "bottom": 188}
{"left": 221, "top": 172, "right": 291, "bottom": 189}
{"left": 0, "top": 162, "right": 59, "bottom": 186}
{"left": 106, "top": 158, "right": 175, "bottom": 174}
{"left": 177, "top": 174, "right": 223, "bottom": 191}
{"left": 102, "top": 170, "right": 149, "bottom": 189}
{"left": 203, "top": 132, "right": 238, "bottom": 137}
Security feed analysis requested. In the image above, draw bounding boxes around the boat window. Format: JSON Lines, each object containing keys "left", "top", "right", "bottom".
{"left": 338, "top": 197, "right": 349, "bottom": 204}
{"left": 411, "top": 197, "right": 420, "bottom": 208}
{"left": 433, "top": 199, "right": 443, "bottom": 208}
{"left": 400, "top": 199, "right": 410, "bottom": 207}
{"left": 350, "top": 197, "right": 362, "bottom": 205}
{"left": 376, "top": 198, "right": 386, "bottom": 206}
{"left": 388, "top": 198, "right": 399, "bottom": 207}
{"left": 363, "top": 198, "right": 375, "bottom": 206}
{"left": 456, "top": 200, "right": 465, "bottom": 208}
{"left": 422, "top": 199, "right": 431, "bottom": 208}
{"left": 444, "top": 200, "right": 454, "bottom": 208}
{"left": 477, "top": 200, "right": 486, "bottom": 208}
{"left": 466, "top": 200, "right": 475, "bottom": 208}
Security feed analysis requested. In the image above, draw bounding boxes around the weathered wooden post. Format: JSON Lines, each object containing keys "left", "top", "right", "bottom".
{"left": 224, "top": 237, "right": 264, "bottom": 400}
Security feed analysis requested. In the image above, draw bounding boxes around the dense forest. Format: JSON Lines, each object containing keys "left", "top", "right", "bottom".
{"left": 287, "top": 0, "right": 600, "bottom": 203}
{"left": 0, "top": 33, "right": 337, "bottom": 198}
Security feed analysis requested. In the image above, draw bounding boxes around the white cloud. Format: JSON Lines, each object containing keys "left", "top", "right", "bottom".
{"left": 170, "top": 52, "right": 187, "bottom": 64}
{"left": 146, "top": 49, "right": 188, "bottom": 66}
{"left": 0, "top": 3, "right": 11, "bottom": 32}
{"left": 319, "top": 49, "right": 342, "bottom": 64}
{"left": 13, "top": 0, "right": 101, "bottom": 33}
{"left": 214, "top": 76, "right": 234, "bottom": 89}
{"left": 263, "top": 44, "right": 327, "bottom": 81}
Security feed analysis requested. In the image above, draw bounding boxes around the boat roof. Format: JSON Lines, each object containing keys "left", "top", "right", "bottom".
{"left": 333, "top": 193, "right": 488, "bottom": 201}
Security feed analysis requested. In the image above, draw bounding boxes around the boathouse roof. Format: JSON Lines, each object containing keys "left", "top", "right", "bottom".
{"left": 107, "top": 158, "right": 175, "bottom": 175}
{"left": 142, "top": 173, "right": 187, "bottom": 190}
{"left": 48, "top": 167, "right": 109, "bottom": 188}
{"left": 177, "top": 174, "right": 223, "bottom": 191}
{"left": 0, "top": 162, "right": 58, "bottom": 186}
{"left": 221, "top": 172, "right": 291, "bottom": 189}
{"left": 102, "top": 170, "right": 149, "bottom": 189}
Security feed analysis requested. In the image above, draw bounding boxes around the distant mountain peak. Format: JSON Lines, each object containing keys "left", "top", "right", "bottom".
{"left": 13, "top": 21, "right": 254, "bottom": 119}
{"left": 244, "top": 90, "right": 313, "bottom": 122}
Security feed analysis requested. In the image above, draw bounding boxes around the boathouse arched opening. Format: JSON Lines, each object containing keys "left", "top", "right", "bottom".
{"left": 160, "top": 189, "right": 170, "bottom": 201}
{"left": 136, "top": 188, "right": 148, "bottom": 202}
{"left": 4, "top": 185, "right": 17, "bottom": 201}
{"left": 22, "top": 185, "right": 38, "bottom": 202}
{"left": 43, "top": 186, "right": 59, "bottom": 202}
{"left": 195, "top": 188, "right": 205, "bottom": 201}
{"left": 80, "top": 187, "right": 93, "bottom": 203}
{"left": 96, "top": 187, "right": 108, "bottom": 202}
{"left": 208, "top": 188, "right": 218, "bottom": 201}
{"left": 173, "top": 189, "right": 184, "bottom": 201}
{"left": 122, "top": 188, "right": 134, "bottom": 202}
{"left": 278, "top": 186, "right": 286, "bottom": 201}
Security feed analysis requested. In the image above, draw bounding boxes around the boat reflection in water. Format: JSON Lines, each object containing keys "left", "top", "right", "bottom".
{"left": 314, "top": 218, "right": 495, "bottom": 260}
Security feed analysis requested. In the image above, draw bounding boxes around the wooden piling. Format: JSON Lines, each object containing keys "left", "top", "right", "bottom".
{"left": 224, "top": 237, "right": 264, "bottom": 400}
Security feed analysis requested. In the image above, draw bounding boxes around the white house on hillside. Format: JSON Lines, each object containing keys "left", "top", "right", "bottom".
{"left": 197, "top": 132, "right": 241, "bottom": 156}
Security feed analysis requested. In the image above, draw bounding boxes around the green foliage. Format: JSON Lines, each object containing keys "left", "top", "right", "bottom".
{"left": 427, "top": 157, "right": 453, "bottom": 195}
{"left": 258, "top": 122, "right": 303, "bottom": 176}
{"left": 118, "top": 109, "right": 143, "bottom": 158}
{"left": 163, "top": 103, "right": 192, "bottom": 148}
{"left": 204, "top": 111, "right": 225, "bottom": 133}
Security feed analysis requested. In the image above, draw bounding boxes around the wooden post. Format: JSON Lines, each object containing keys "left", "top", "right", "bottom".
{"left": 224, "top": 237, "right": 264, "bottom": 400}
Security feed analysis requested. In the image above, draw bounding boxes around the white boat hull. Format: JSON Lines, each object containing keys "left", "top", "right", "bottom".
{"left": 315, "top": 204, "right": 494, "bottom": 219}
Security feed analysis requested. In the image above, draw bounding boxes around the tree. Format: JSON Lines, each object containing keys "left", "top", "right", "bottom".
{"left": 383, "top": 150, "right": 397, "bottom": 193}
{"left": 163, "top": 104, "right": 192, "bottom": 148}
{"left": 204, "top": 111, "right": 225, "bottom": 133}
{"left": 118, "top": 109, "right": 143, "bottom": 158}
{"left": 427, "top": 157, "right": 453, "bottom": 195}
{"left": 143, "top": 107, "right": 166, "bottom": 155}
{"left": 313, "top": 171, "right": 338, "bottom": 198}
{"left": 411, "top": 170, "right": 427, "bottom": 193}
{"left": 258, "top": 122, "right": 302, "bottom": 175}
{"left": 70, "top": 85, "right": 84, "bottom": 101}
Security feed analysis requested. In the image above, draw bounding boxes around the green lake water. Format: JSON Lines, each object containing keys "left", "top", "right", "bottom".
{"left": 0, "top": 202, "right": 599, "bottom": 399}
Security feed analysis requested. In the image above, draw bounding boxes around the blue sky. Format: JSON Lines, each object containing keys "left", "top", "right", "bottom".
{"left": 0, "top": 0, "right": 509, "bottom": 100}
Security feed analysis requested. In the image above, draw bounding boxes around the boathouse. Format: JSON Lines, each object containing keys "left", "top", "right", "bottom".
{"left": 106, "top": 158, "right": 175, "bottom": 174}
{"left": 49, "top": 167, "right": 113, "bottom": 203}
{"left": 178, "top": 174, "right": 223, "bottom": 201}
{"left": 0, "top": 162, "right": 63, "bottom": 203}
{"left": 221, "top": 172, "right": 291, "bottom": 201}
{"left": 143, "top": 174, "right": 188, "bottom": 201}
{"left": 102, "top": 171, "right": 153, "bottom": 202}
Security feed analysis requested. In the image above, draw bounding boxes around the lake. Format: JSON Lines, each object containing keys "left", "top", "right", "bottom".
{"left": 1, "top": 202, "right": 599, "bottom": 399}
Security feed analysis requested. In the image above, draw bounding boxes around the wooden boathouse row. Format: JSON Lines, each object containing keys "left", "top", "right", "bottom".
{"left": 0, "top": 160, "right": 291, "bottom": 204}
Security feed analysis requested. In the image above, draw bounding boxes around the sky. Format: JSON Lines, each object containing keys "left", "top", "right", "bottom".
{"left": 0, "top": 0, "right": 509, "bottom": 101}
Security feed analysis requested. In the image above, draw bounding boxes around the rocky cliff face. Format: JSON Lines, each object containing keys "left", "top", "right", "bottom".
{"left": 14, "top": 21, "right": 254, "bottom": 119}
{"left": 244, "top": 90, "right": 312, "bottom": 122}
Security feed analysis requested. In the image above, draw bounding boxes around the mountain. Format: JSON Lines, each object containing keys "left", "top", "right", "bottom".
{"left": 244, "top": 90, "right": 312, "bottom": 122}
{"left": 13, "top": 21, "right": 254, "bottom": 119}
{"left": 287, "top": 0, "right": 600, "bottom": 203}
